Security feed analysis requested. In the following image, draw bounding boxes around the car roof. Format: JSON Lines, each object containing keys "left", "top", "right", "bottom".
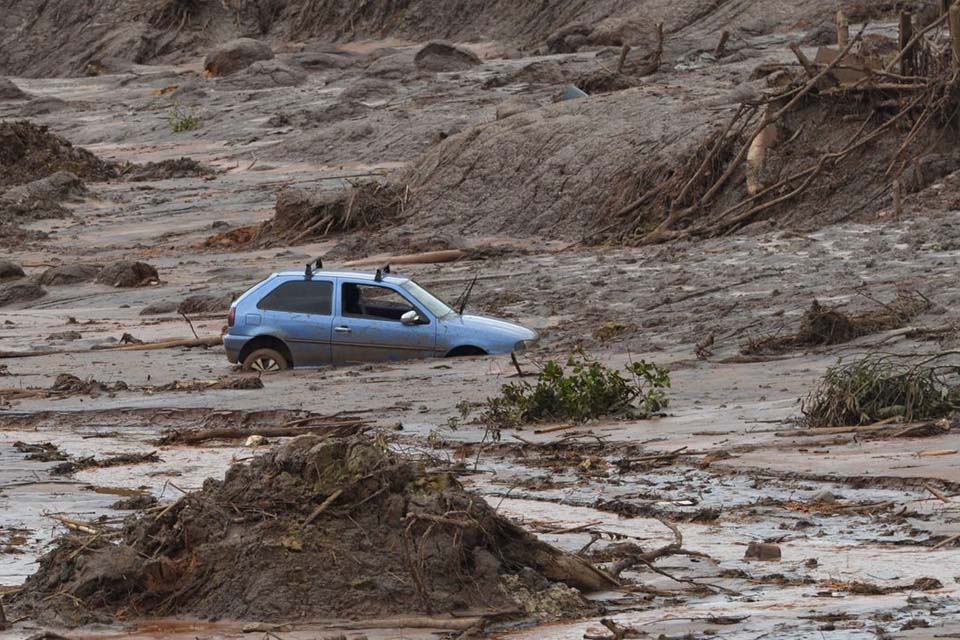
{"left": 272, "top": 270, "right": 410, "bottom": 285}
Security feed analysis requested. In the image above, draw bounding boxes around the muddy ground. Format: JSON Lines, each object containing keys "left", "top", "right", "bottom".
{"left": 3, "top": 2, "right": 960, "bottom": 639}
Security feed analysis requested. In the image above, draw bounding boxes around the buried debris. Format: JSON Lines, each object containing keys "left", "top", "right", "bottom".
{"left": 50, "top": 451, "right": 160, "bottom": 476}
{"left": 744, "top": 290, "right": 929, "bottom": 354}
{"left": 801, "top": 352, "right": 960, "bottom": 428}
{"left": 12, "top": 434, "right": 616, "bottom": 625}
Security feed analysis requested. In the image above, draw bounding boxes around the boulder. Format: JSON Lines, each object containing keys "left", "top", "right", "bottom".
{"left": 38, "top": 264, "right": 101, "bottom": 286}
{"left": 204, "top": 38, "right": 274, "bottom": 77}
{"left": 0, "top": 259, "right": 25, "bottom": 281}
{"left": 96, "top": 261, "right": 159, "bottom": 288}
{"left": 414, "top": 41, "right": 481, "bottom": 73}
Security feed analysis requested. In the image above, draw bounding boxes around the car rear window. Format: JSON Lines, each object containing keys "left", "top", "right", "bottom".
{"left": 257, "top": 280, "right": 333, "bottom": 315}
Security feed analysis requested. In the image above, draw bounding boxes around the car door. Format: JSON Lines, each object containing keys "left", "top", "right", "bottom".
{"left": 255, "top": 279, "right": 334, "bottom": 366}
{"left": 332, "top": 280, "right": 437, "bottom": 364}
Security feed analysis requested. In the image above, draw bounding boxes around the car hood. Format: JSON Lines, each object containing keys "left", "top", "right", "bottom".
{"left": 446, "top": 314, "right": 538, "bottom": 341}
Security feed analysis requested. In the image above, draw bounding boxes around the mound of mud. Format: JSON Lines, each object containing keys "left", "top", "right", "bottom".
{"left": 0, "top": 77, "right": 27, "bottom": 100}
{"left": 0, "top": 122, "right": 117, "bottom": 188}
{"left": 204, "top": 38, "right": 274, "bottom": 77}
{"left": 414, "top": 41, "right": 481, "bottom": 72}
{"left": 177, "top": 293, "right": 235, "bottom": 315}
{"left": 219, "top": 59, "right": 307, "bottom": 90}
{"left": 38, "top": 264, "right": 102, "bottom": 286}
{"left": 0, "top": 282, "right": 46, "bottom": 307}
{"left": 14, "top": 435, "right": 614, "bottom": 625}
{"left": 96, "top": 261, "right": 159, "bottom": 288}
{"left": 0, "top": 260, "right": 25, "bottom": 281}
{"left": 267, "top": 100, "right": 372, "bottom": 128}
{"left": 123, "top": 158, "right": 216, "bottom": 182}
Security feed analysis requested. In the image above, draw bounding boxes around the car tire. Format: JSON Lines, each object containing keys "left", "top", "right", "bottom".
{"left": 242, "top": 348, "right": 289, "bottom": 373}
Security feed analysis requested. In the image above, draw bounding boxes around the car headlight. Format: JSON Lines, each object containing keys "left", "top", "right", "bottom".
{"left": 514, "top": 339, "right": 537, "bottom": 352}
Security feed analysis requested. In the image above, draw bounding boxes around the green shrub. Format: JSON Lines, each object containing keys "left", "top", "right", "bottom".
{"left": 481, "top": 355, "right": 670, "bottom": 428}
{"left": 168, "top": 104, "right": 201, "bottom": 133}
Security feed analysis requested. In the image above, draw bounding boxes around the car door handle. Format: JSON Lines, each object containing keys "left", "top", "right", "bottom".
{"left": 334, "top": 326, "right": 352, "bottom": 334}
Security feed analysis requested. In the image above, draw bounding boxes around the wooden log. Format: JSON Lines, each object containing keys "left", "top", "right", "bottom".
{"left": 951, "top": 4, "right": 960, "bottom": 65}
{"left": 345, "top": 249, "right": 466, "bottom": 267}
{"left": 617, "top": 43, "right": 631, "bottom": 73}
{"left": 714, "top": 30, "right": 730, "bottom": 57}
{"left": 900, "top": 11, "right": 915, "bottom": 76}
{"left": 0, "top": 336, "right": 222, "bottom": 360}
{"left": 893, "top": 179, "right": 903, "bottom": 219}
{"left": 155, "top": 419, "right": 364, "bottom": 445}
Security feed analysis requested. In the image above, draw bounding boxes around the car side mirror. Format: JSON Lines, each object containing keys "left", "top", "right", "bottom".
{"left": 401, "top": 310, "right": 421, "bottom": 325}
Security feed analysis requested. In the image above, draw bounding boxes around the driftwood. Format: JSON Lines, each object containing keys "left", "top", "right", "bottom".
{"left": 0, "top": 336, "right": 222, "bottom": 360}
{"left": 345, "top": 249, "right": 466, "bottom": 267}
{"left": 154, "top": 418, "right": 365, "bottom": 445}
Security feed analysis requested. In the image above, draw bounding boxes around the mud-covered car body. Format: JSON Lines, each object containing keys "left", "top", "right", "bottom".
{"left": 224, "top": 269, "right": 537, "bottom": 369}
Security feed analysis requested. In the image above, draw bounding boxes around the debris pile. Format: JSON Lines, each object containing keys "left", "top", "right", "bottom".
{"left": 205, "top": 181, "right": 407, "bottom": 249}
{"left": 203, "top": 38, "right": 274, "bottom": 77}
{"left": 122, "top": 157, "right": 216, "bottom": 182}
{"left": 13, "top": 434, "right": 614, "bottom": 625}
{"left": 744, "top": 291, "right": 930, "bottom": 354}
{"left": 801, "top": 352, "right": 960, "bottom": 427}
{"left": 0, "top": 121, "right": 117, "bottom": 188}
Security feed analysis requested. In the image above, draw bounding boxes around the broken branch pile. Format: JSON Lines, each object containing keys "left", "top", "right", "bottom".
{"left": 801, "top": 351, "right": 960, "bottom": 427}
{"left": 12, "top": 434, "right": 616, "bottom": 626}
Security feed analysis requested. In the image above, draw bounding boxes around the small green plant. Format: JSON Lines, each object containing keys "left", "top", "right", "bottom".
{"left": 480, "top": 355, "right": 670, "bottom": 428}
{"left": 168, "top": 103, "right": 201, "bottom": 133}
{"left": 801, "top": 352, "right": 960, "bottom": 427}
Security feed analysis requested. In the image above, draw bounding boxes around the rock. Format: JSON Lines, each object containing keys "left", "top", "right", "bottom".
{"left": 0, "top": 77, "right": 27, "bottom": 101}
{"left": 744, "top": 541, "right": 781, "bottom": 561}
{"left": 220, "top": 60, "right": 307, "bottom": 90}
{"left": 204, "top": 38, "right": 274, "bottom": 77}
{"left": 139, "top": 301, "right": 179, "bottom": 316}
{"left": 0, "top": 259, "right": 25, "bottom": 281}
{"left": 364, "top": 51, "right": 417, "bottom": 79}
{"left": 0, "top": 282, "right": 46, "bottom": 307}
{"left": 96, "top": 261, "right": 159, "bottom": 288}
{"left": 178, "top": 294, "right": 235, "bottom": 315}
{"left": 414, "top": 41, "right": 481, "bottom": 73}
{"left": 809, "top": 490, "right": 837, "bottom": 505}
{"left": 38, "top": 264, "right": 101, "bottom": 286}
{"left": 546, "top": 24, "right": 593, "bottom": 54}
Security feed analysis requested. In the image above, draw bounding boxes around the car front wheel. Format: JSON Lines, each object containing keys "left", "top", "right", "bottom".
{"left": 242, "top": 347, "right": 289, "bottom": 373}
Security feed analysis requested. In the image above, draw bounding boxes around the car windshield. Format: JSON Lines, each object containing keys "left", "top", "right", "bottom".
{"left": 401, "top": 280, "right": 455, "bottom": 318}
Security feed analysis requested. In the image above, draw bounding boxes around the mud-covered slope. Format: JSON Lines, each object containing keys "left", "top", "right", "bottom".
{"left": 0, "top": 0, "right": 892, "bottom": 78}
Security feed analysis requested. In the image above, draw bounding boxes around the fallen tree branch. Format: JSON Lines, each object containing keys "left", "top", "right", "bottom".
{"left": 154, "top": 419, "right": 364, "bottom": 445}
{"left": 0, "top": 336, "right": 222, "bottom": 360}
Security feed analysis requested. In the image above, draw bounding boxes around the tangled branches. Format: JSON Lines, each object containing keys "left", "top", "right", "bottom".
{"left": 801, "top": 351, "right": 960, "bottom": 427}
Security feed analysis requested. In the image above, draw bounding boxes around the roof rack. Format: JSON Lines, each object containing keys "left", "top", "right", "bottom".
{"left": 304, "top": 257, "right": 323, "bottom": 280}
{"left": 374, "top": 264, "right": 391, "bottom": 282}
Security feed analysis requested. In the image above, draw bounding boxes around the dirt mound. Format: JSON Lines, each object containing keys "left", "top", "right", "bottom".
{"left": 0, "top": 122, "right": 117, "bottom": 188}
{"left": 13, "top": 434, "right": 613, "bottom": 625}
{"left": 204, "top": 38, "right": 274, "bottom": 77}
{"left": 0, "top": 260, "right": 25, "bottom": 281}
{"left": 341, "top": 77, "right": 396, "bottom": 101}
{"left": 123, "top": 158, "right": 216, "bottom": 182}
{"left": 0, "top": 77, "right": 27, "bottom": 100}
{"left": 0, "top": 282, "right": 46, "bottom": 307}
{"left": 267, "top": 100, "right": 372, "bottom": 128}
{"left": 96, "top": 261, "right": 159, "bottom": 288}
{"left": 415, "top": 41, "right": 481, "bottom": 72}
{"left": 38, "top": 264, "right": 102, "bottom": 286}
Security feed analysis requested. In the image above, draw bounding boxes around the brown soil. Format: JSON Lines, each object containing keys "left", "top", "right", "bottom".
{"left": 96, "top": 262, "right": 160, "bottom": 288}
{"left": 12, "top": 434, "right": 613, "bottom": 626}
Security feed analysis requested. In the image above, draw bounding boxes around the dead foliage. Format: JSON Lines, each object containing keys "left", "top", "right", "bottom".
{"left": 13, "top": 434, "right": 615, "bottom": 625}
{"left": 801, "top": 352, "right": 960, "bottom": 428}
{"left": 743, "top": 290, "right": 930, "bottom": 354}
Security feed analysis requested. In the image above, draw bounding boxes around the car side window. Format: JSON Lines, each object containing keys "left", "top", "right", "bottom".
{"left": 341, "top": 283, "right": 419, "bottom": 322}
{"left": 257, "top": 280, "right": 333, "bottom": 315}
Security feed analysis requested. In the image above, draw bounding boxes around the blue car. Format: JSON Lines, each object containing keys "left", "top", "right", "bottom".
{"left": 224, "top": 267, "right": 539, "bottom": 371}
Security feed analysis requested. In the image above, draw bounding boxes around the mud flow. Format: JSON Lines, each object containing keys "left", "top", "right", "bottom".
{"left": 3, "top": 1, "right": 960, "bottom": 639}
